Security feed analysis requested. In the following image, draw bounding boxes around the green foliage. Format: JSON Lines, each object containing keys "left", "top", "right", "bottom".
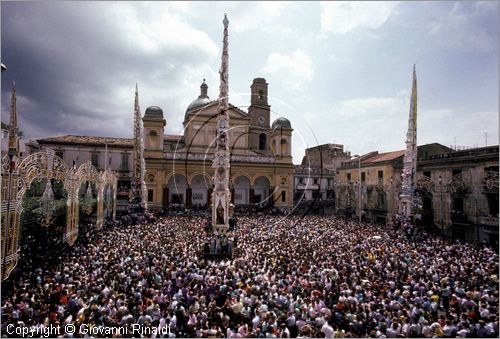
{"left": 20, "top": 197, "right": 67, "bottom": 228}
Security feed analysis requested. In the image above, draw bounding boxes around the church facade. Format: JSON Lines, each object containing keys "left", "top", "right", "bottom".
{"left": 142, "top": 78, "right": 294, "bottom": 211}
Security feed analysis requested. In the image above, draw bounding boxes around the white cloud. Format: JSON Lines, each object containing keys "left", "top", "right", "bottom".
{"left": 310, "top": 93, "right": 408, "bottom": 154}
{"left": 163, "top": 1, "right": 290, "bottom": 33}
{"left": 419, "top": 110, "right": 499, "bottom": 148}
{"left": 230, "top": 1, "right": 290, "bottom": 33}
{"left": 321, "top": 92, "right": 498, "bottom": 155}
{"left": 335, "top": 96, "right": 406, "bottom": 119}
{"left": 320, "top": 1, "right": 399, "bottom": 35}
{"left": 108, "top": 3, "right": 218, "bottom": 58}
{"left": 261, "top": 49, "right": 313, "bottom": 91}
{"left": 428, "top": 1, "right": 497, "bottom": 53}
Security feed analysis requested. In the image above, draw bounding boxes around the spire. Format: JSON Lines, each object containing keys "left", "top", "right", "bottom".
{"left": 8, "top": 81, "right": 19, "bottom": 156}
{"left": 218, "top": 13, "right": 229, "bottom": 112}
{"left": 200, "top": 79, "right": 208, "bottom": 98}
{"left": 211, "top": 14, "right": 231, "bottom": 233}
{"left": 399, "top": 65, "right": 418, "bottom": 221}
{"left": 131, "top": 83, "right": 147, "bottom": 211}
{"left": 134, "top": 82, "right": 139, "bottom": 112}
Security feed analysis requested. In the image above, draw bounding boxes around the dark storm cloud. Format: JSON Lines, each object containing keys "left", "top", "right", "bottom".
{"left": 1, "top": 2, "right": 218, "bottom": 140}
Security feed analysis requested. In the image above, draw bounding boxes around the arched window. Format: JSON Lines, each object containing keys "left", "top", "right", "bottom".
{"left": 148, "top": 130, "right": 158, "bottom": 148}
{"left": 280, "top": 138, "right": 287, "bottom": 155}
{"left": 258, "top": 90, "right": 263, "bottom": 100}
{"left": 259, "top": 133, "right": 266, "bottom": 150}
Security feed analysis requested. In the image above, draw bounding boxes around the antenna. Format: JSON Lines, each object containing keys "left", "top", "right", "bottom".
{"left": 484, "top": 132, "right": 488, "bottom": 147}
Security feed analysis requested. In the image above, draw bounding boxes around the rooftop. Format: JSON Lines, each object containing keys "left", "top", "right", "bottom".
{"left": 36, "top": 135, "right": 133, "bottom": 148}
{"left": 294, "top": 165, "right": 336, "bottom": 175}
{"left": 362, "top": 150, "right": 405, "bottom": 163}
{"left": 306, "top": 143, "right": 345, "bottom": 151}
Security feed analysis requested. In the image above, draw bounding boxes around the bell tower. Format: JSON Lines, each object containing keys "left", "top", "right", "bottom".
{"left": 248, "top": 78, "right": 270, "bottom": 127}
{"left": 248, "top": 78, "right": 271, "bottom": 151}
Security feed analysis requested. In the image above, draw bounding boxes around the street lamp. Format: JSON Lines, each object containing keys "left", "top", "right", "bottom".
{"left": 352, "top": 154, "right": 362, "bottom": 223}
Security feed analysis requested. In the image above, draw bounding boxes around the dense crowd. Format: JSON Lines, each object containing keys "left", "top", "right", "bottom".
{"left": 1, "top": 214, "right": 498, "bottom": 338}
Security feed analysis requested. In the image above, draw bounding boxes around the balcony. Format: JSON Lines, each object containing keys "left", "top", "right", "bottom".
{"left": 479, "top": 216, "right": 499, "bottom": 227}
{"left": 451, "top": 212, "right": 470, "bottom": 224}
{"left": 296, "top": 183, "right": 319, "bottom": 190}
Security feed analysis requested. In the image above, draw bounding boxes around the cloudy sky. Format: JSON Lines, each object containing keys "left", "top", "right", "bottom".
{"left": 1, "top": 1, "right": 498, "bottom": 163}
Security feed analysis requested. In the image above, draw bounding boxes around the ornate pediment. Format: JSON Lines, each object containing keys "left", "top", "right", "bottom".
{"left": 185, "top": 101, "right": 249, "bottom": 121}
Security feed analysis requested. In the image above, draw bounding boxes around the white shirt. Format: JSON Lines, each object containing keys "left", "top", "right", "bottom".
{"left": 321, "top": 322, "right": 334, "bottom": 338}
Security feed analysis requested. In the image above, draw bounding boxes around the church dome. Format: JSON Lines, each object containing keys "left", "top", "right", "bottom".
{"left": 186, "top": 97, "right": 211, "bottom": 112}
{"left": 272, "top": 117, "right": 292, "bottom": 129}
{"left": 186, "top": 79, "right": 211, "bottom": 114}
{"left": 144, "top": 106, "right": 164, "bottom": 118}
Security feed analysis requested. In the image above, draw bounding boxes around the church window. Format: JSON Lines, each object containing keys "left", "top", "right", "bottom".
{"left": 121, "top": 154, "right": 129, "bottom": 171}
{"left": 259, "top": 133, "right": 266, "bottom": 150}
{"left": 91, "top": 153, "right": 99, "bottom": 169}
{"left": 280, "top": 138, "right": 287, "bottom": 155}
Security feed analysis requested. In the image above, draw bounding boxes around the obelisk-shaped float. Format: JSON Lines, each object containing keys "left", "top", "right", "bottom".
{"left": 8, "top": 82, "right": 19, "bottom": 157}
{"left": 131, "top": 84, "right": 148, "bottom": 212}
{"left": 211, "top": 14, "right": 231, "bottom": 234}
{"left": 399, "top": 65, "right": 418, "bottom": 222}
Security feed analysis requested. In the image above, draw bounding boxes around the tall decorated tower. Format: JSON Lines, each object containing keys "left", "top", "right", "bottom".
{"left": 8, "top": 82, "right": 19, "bottom": 159}
{"left": 130, "top": 84, "right": 148, "bottom": 212}
{"left": 211, "top": 14, "right": 231, "bottom": 234}
{"left": 2, "top": 82, "right": 20, "bottom": 280}
{"left": 399, "top": 65, "right": 418, "bottom": 222}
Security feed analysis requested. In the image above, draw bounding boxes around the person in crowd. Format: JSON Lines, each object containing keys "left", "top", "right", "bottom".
{"left": 1, "top": 213, "right": 498, "bottom": 338}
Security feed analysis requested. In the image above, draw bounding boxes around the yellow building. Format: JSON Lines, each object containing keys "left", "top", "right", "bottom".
{"left": 143, "top": 78, "right": 294, "bottom": 211}
{"left": 336, "top": 144, "right": 454, "bottom": 222}
{"left": 335, "top": 143, "right": 499, "bottom": 246}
